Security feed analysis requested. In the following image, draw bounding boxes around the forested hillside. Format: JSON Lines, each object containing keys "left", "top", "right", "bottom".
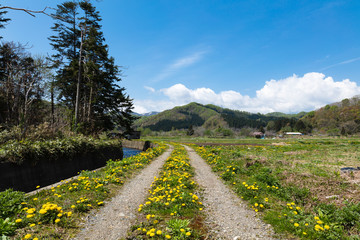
{"left": 135, "top": 102, "right": 305, "bottom": 134}
{"left": 302, "top": 96, "right": 360, "bottom": 135}
{"left": 136, "top": 97, "right": 360, "bottom": 136}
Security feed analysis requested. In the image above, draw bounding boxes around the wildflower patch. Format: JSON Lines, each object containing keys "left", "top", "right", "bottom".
{"left": 129, "top": 145, "right": 205, "bottom": 239}
{"left": 0, "top": 143, "right": 167, "bottom": 239}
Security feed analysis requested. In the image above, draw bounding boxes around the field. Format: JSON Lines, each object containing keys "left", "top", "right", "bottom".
{"left": 1, "top": 137, "right": 360, "bottom": 239}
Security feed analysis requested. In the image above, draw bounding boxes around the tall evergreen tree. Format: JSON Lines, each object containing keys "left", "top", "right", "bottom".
{"left": 0, "top": 4, "right": 11, "bottom": 39}
{"left": 49, "top": 1, "right": 135, "bottom": 133}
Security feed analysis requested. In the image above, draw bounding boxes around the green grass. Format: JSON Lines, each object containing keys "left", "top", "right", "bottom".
{"left": 127, "top": 144, "right": 205, "bottom": 239}
{"left": 191, "top": 138, "right": 360, "bottom": 239}
{"left": 0, "top": 143, "right": 167, "bottom": 239}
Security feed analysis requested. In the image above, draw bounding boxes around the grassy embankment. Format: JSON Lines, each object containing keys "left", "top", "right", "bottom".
{"left": 192, "top": 138, "right": 360, "bottom": 239}
{"left": 0, "top": 142, "right": 167, "bottom": 239}
{"left": 128, "top": 144, "right": 206, "bottom": 239}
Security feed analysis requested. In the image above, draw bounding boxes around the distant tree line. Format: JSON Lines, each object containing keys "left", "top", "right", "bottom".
{"left": 0, "top": 1, "right": 135, "bottom": 137}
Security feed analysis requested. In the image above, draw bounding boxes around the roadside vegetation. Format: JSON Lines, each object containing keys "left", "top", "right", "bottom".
{"left": 0, "top": 143, "right": 166, "bottom": 239}
{"left": 0, "top": 134, "right": 121, "bottom": 165}
{"left": 128, "top": 144, "right": 206, "bottom": 239}
{"left": 192, "top": 138, "right": 360, "bottom": 239}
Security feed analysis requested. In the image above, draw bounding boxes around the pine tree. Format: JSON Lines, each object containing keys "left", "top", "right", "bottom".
{"left": 0, "top": 5, "right": 11, "bottom": 39}
{"left": 49, "top": 1, "right": 135, "bottom": 133}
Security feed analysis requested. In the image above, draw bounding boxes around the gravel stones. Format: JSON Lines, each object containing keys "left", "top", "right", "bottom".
{"left": 184, "top": 145, "right": 276, "bottom": 240}
{"left": 73, "top": 146, "right": 173, "bottom": 240}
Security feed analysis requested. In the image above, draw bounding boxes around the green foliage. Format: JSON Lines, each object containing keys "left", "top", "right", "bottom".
{"left": 0, "top": 136, "right": 121, "bottom": 165}
{"left": 194, "top": 142, "right": 360, "bottom": 239}
{"left": 0, "top": 142, "right": 166, "bottom": 239}
{"left": 166, "top": 219, "right": 193, "bottom": 239}
{"left": 0, "top": 218, "right": 16, "bottom": 236}
{"left": 0, "top": 189, "right": 25, "bottom": 219}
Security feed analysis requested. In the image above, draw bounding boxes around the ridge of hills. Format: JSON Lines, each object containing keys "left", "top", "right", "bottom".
{"left": 134, "top": 95, "right": 360, "bottom": 135}
{"left": 134, "top": 102, "right": 305, "bottom": 132}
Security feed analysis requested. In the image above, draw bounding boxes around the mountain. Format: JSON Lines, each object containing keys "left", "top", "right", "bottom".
{"left": 134, "top": 96, "right": 360, "bottom": 135}
{"left": 266, "top": 112, "right": 307, "bottom": 119}
{"left": 134, "top": 102, "right": 284, "bottom": 131}
{"left": 302, "top": 96, "right": 360, "bottom": 135}
{"left": 133, "top": 111, "right": 159, "bottom": 117}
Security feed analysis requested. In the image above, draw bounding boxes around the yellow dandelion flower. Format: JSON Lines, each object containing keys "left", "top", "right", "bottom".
{"left": 294, "top": 223, "right": 299, "bottom": 227}
{"left": 24, "top": 234, "right": 32, "bottom": 239}
{"left": 165, "top": 235, "right": 171, "bottom": 239}
{"left": 156, "top": 230, "right": 162, "bottom": 235}
{"left": 55, "top": 218, "right": 61, "bottom": 223}
{"left": 15, "top": 219, "right": 22, "bottom": 223}
{"left": 186, "top": 232, "right": 191, "bottom": 236}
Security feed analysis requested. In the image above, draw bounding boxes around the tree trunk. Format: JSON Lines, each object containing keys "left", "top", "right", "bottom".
{"left": 74, "top": 26, "right": 84, "bottom": 131}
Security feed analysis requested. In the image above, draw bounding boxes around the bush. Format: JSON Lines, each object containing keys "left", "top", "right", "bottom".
{"left": 0, "top": 136, "right": 121, "bottom": 165}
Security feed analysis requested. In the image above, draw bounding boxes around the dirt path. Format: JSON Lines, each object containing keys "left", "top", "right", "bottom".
{"left": 73, "top": 146, "right": 173, "bottom": 240}
{"left": 184, "top": 145, "right": 276, "bottom": 240}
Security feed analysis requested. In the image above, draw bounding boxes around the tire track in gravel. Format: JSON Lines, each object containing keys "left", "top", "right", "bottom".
{"left": 184, "top": 145, "right": 276, "bottom": 240}
{"left": 73, "top": 145, "right": 174, "bottom": 240}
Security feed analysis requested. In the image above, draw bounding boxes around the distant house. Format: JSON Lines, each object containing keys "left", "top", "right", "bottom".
{"left": 284, "top": 132, "right": 303, "bottom": 137}
{"left": 253, "top": 132, "right": 265, "bottom": 139}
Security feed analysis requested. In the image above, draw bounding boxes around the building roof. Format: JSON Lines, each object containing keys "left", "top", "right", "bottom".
{"left": 285, "top": 132, "right": 302, "bottom": 135}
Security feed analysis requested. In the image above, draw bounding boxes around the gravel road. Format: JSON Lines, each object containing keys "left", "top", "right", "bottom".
{"left": 73, "top": 145, "right": 173, "bottom": 240}
{"left": 184, "top": 145, "right": 276, "bottom": 240}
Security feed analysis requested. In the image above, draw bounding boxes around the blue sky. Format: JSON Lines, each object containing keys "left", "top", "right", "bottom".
{"left": 2, "top": 0, "right": 360, "bottom": 113}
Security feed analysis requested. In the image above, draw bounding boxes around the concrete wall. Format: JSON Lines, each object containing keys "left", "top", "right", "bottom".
{"left": 0, "top": 147, "right": 122, "bottom": 193}
{"left": 122, "top": 139, "right": 156, "bottom": 151}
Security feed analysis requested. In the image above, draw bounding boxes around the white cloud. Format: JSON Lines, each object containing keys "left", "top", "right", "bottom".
{"left": 151, "top": 51, "right": 207, "bottom": 83}
{"left": 144, "top": 86, "right": 155, "bottom": 93}
{"left": 134, "top": 72, "right": 360, "bottom": 114}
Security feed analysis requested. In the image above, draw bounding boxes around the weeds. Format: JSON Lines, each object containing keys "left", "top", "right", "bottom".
{"left": 193, "top": 139, "right": 360, "bottom": 239}
{"left": 0, "top": 143, "right": 167, "bottom": 239}
{"left": 128, "top": 145, "right": 205, "bottom": 239}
